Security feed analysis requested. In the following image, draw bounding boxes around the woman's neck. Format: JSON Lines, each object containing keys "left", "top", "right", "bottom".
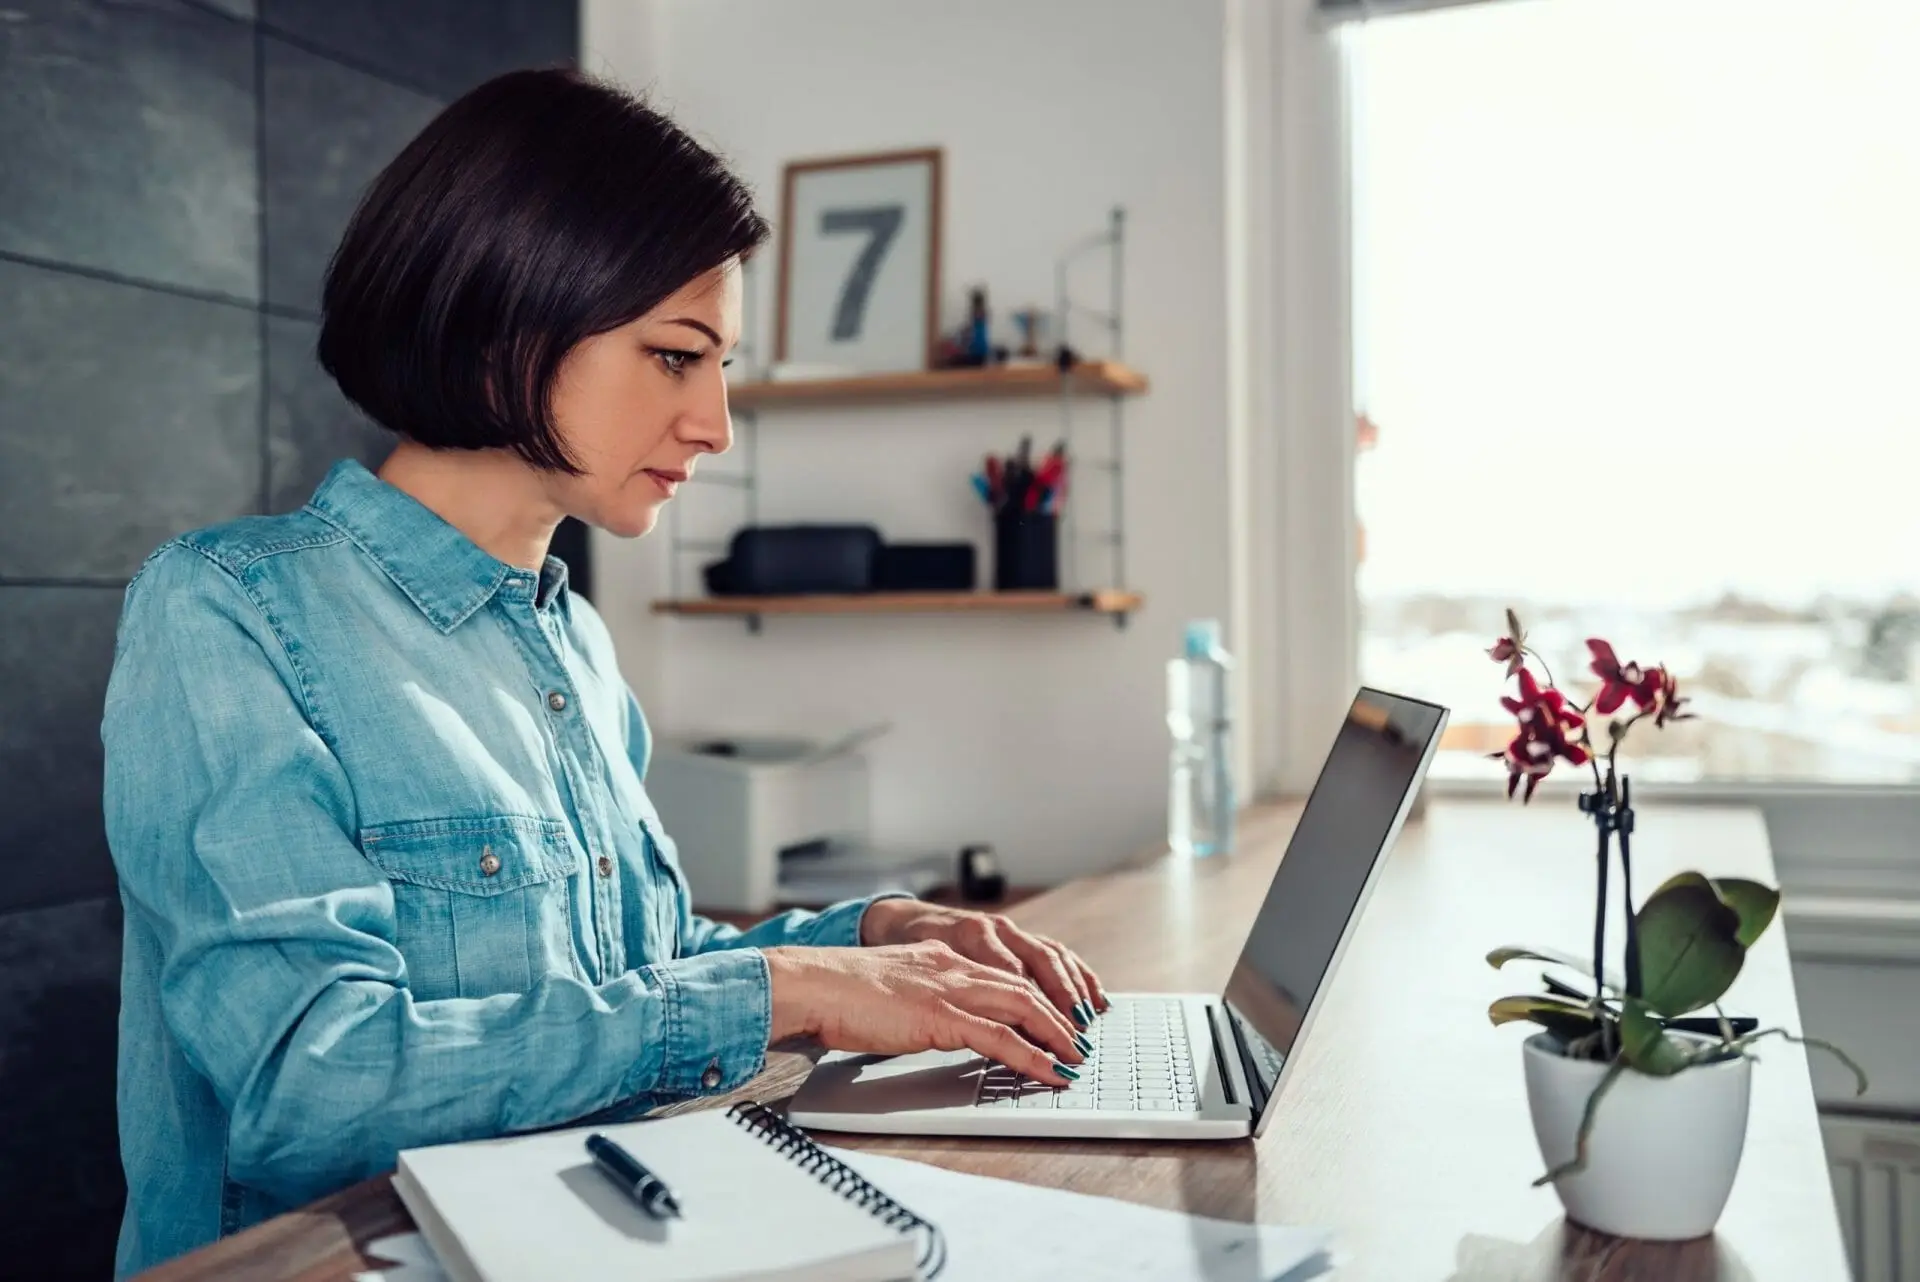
{"left": 376, "top": 441, "right": 561, "bottom": 574}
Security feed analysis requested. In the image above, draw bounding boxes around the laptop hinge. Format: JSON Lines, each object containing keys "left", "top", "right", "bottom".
{"left": 1221, "top": 1001, "right": 1273, "bottom": 1121}
{"left": 1203, "top": 1003, "right": 1239, "bottom": 1107}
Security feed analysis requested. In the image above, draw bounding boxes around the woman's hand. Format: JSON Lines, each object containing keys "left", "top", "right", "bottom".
{"left": 763, "top": 942, "right": 1090, "bottom": 1085}
{"left": 858, "top": 899, "right": 1109, "bottom": 1029}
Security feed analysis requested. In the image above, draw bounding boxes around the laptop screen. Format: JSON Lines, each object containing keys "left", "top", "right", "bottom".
{"left": 1219, "top": 688, "right": 1446, "bottom": 1127}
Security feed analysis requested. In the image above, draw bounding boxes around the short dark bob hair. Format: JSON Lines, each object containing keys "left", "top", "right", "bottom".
{"left": 319, "top": 68, "right": 769, "bottom": 473}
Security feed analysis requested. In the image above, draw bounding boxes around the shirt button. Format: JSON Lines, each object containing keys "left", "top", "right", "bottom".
{"left": 478, "top": 848, "right": 501, "bottom": 877}
{"left": 547, "top": 691, "right": 568, "bottom": 713}
{"left": 597, "top": 855, "right": 614, "bottom": 878}
{"left": 701, "top": 1060, "right": 723, "bottom": 1090}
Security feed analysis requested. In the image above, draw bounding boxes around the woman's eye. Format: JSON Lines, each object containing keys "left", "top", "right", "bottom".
{"left": 654, "top": 348, "right": 699, "bottom": 376}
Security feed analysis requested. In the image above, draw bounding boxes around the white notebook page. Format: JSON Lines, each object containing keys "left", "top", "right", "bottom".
{"left": 395, "top": 1111, "right": 916, "bottom": 1282}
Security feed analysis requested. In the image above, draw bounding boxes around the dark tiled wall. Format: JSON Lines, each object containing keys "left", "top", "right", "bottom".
{"left": 0, "top": 2, "right": 579, "bottom": 1275}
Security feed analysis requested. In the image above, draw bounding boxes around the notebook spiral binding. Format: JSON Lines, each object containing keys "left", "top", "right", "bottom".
{"left": 726, "top": 1101, "right": 948, "bottom": 1279}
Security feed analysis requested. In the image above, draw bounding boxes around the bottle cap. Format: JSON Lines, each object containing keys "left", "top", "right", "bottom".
{"left": 1184, "top": 619, "right": 1222, "bottom": 659}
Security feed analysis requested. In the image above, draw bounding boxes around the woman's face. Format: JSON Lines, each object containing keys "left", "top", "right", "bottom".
{"left": 544, "top": 260, "right": 742, "bottom": 538}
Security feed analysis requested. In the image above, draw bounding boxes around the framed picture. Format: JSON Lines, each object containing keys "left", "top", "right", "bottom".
{"left": 775, "top": 147, "right": 942, "bottom": 374}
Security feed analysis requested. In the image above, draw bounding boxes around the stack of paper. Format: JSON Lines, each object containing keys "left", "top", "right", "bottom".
{"left": 778, "top": 844, "right": 952, "bottom": 902}
{"left": 826, "top": 1148, "right": 1332, "bottom": 1282}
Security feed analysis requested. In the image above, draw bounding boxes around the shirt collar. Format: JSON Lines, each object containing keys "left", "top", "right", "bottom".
{"left": 306, "top": 459, "right": 572, "bottom": 633}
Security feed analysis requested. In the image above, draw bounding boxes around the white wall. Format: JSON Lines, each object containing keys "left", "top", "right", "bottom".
{"left": 582, "top": 0, "right": 1236, "bottom": 883}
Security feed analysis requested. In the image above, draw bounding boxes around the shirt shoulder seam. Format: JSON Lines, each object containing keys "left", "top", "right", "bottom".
{"left": 179, "top": 524, "right": 349, "bottom": 577}
{"left": 169, "top": 541, "right": 339, "bottom": 743}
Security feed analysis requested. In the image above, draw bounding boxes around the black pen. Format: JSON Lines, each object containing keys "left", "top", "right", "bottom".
{"left": 586, "top": 1132, "right": 683, "bottom": 1219}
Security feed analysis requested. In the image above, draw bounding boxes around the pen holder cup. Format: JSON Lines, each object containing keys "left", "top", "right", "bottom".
{"left": 993, "top": 510, "right": 1058, "bottom": 591}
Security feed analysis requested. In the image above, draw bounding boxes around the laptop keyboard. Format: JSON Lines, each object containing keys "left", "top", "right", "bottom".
{"left": 973, "top": 997, "right": 1199, "bottom": 1112}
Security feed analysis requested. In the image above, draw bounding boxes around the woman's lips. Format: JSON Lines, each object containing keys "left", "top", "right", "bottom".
{"left": 644, "top": 468, "right": 687, "bottom": 498}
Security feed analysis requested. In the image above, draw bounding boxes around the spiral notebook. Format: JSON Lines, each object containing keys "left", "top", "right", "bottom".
{"left": 392, "top": 1103, "right": 942, "bottom": 1282}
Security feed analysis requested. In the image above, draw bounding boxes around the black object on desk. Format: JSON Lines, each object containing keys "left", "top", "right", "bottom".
{"left": 958, "top": 844, "right": 1007, "bottom": 901}
{"left": 586, "top": 1132, "right": 683, "bottom": 1220}
{"left": 1540, "top": 973, "right": 1759, "bottom": 1037}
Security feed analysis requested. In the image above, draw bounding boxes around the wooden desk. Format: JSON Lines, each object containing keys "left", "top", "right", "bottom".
{"left": 140, "top": 802, "right": 1850, "bottom": 1281}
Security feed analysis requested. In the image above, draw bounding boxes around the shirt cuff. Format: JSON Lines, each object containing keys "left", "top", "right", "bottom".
{"left": 636, "top": 947, "right": 772, "bottom": 1097}
{"left": 801, "top": 892, "right": 918, "bottom": 948}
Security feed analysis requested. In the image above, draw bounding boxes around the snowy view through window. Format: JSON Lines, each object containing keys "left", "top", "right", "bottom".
{"left": 1352, "top": 0, "right": 1920, "bottom": 785}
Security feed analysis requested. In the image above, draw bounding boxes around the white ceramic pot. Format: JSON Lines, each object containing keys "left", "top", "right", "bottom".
{"left": 1522, "top": 1031, "right": 1753, "bottom": 1240}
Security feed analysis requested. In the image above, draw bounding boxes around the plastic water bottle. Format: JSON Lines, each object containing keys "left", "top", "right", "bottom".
{"left": 1167, "top": 619, "right": 1235, "bottom": 858}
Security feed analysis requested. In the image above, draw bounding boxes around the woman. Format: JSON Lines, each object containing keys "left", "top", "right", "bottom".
{"left": 102, "top": 68, "right": 1105, "bottom": 1279}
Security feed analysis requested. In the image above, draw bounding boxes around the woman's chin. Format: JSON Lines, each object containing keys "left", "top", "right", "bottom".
{"left": 600, "top": 503, "right": 662, "bottom": 540}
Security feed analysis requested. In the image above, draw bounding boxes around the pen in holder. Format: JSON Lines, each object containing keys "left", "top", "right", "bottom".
{"left": 993, "top": 508, "right": 1058, "bottom": 591}
{"left": 975, "top": 436, "right": 1067, "bottom": 592}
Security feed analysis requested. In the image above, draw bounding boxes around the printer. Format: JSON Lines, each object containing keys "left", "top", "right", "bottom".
{"left": 644, "top": 731, "right": 873, "bottom": 913}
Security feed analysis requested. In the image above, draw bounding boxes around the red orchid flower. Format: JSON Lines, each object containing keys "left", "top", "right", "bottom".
{"left": 1587, "top": 639, "right": 1663, "bottom": 715}
{"left": 1490, "top": 668, "right": 1591, "bottom": 801}
{"left": 1486, "top": 608, "right": 1528, "bottom": 677}
{"left": 1654, "top": 668, "right": 1694, "bottom": 728}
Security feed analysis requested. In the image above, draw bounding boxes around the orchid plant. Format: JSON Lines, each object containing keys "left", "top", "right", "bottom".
{"left": 1480, "top": 610, "right": 1865, "bottom": 1182}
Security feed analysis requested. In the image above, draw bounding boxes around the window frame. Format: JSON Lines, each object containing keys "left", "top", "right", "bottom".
{"left": 1234, "top": 0, "right": 1920, "bottom": 898}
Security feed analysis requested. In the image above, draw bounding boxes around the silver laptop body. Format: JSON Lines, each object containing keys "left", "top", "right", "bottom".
{"left": 787, "top": 687, "right": 1449, "bottom": 1140}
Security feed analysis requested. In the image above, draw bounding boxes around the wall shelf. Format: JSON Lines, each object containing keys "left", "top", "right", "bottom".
{"left": 654, "top": 589, "right": 1143, "bottom": 624}
{"left": 664, "top": 207, "right": 1139, "bottom": 631}
{"left": 725, "top": 359, "right": 1148, "bottom": 410}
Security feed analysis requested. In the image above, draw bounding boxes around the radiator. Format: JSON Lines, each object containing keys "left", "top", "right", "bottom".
{"left": 1826, "top": 1113, "right": 1920, "bottom": 1282}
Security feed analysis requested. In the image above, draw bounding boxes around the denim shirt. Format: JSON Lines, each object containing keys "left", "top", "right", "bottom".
{"left": 102, "top": 460, "right": 891, "bottom": 1278}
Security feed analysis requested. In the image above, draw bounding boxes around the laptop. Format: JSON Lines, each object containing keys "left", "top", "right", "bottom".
{"left": 788, "top": 686, "right": 1448, "bottom": 1141}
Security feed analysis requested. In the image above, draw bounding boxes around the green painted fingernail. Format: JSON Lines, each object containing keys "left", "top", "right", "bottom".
{"left": 1052, "top": 1062, "right": 1080, "bottom": 1081}
{"left": 1073, "top": 1031, "right": 1093, "bottom": 1054}
{"left": 1072, "top": 1005, "right": 1089, "bottom": 1029}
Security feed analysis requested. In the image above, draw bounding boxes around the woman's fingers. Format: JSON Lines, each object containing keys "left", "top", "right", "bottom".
{"left": 1035, "top": 935, "right": 1096, "bottom": 1021}
{"left": 944, "top": 1012, "right": 1077, "bottom": 1086}
{"left": 951, "top": 916, "right": 1030, "bottom": 982}
{"left": 959, "top": 974, "right": 1085, "bottom": 1066}
{"left": 1053, "top": 938, "right": 1110, "bottom": 1013}
{"left": 999, "top": 929, "right": 1090, "bottom": 1025}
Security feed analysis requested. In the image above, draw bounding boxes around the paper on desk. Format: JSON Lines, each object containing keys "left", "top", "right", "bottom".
{"left": 826, "top": 1148, "right": 1332, "bottom": 1282}
{"left": 351, "top": 1232, "right": 448, "bottom": 1282}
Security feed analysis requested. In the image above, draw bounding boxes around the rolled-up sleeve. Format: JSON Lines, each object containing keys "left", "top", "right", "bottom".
{"left": 103, "top": 546, "right": 766, "bottom": 1209}
{"left": 641, "top": 947, "right": 770, "bottom": 1092}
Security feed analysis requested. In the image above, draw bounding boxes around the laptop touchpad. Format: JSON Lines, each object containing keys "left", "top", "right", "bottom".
{"left": 803, "top": 1048, "right": 986, "bottom": 1114}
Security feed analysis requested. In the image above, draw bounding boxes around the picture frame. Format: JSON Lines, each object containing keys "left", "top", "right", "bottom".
{"left": 775, "top": 147, "right": 943, "bottom": 374}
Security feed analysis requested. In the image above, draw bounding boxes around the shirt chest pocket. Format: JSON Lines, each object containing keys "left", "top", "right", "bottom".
{"left": 359, "top": 815, "right": 582, "bottom": 1002}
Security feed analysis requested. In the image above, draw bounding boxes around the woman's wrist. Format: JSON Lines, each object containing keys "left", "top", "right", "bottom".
{"left": 763, "top": 947, "right": 821, "bottom": 1043}
{"left": 857, "top": 895, "right": 919, "bottom": 946}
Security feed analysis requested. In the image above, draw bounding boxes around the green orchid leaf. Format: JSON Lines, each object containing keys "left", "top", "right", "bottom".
{"left": 1709, "top": 877, "right": 1780, "bottom": 949}
{"left": 1634, "top": 873, "right": 1746, "bottom": 1017}
{"left": 1486, "top": 944, "right": 1625, "bottom": 993}
{"left": 1620, "top": 999, "right": 1694, "bottom": 1076}
{"left": 1488, "top": 994, "right": 1603, "bottom": 1043}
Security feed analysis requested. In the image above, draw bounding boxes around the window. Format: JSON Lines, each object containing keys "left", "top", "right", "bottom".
{"left": 1349, "top": 0, "right": 1920, "bottom": 785}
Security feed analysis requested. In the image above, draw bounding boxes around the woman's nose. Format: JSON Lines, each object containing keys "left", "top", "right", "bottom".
{"left": 683, "top": 383, "right": 735, "bottom": 455}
